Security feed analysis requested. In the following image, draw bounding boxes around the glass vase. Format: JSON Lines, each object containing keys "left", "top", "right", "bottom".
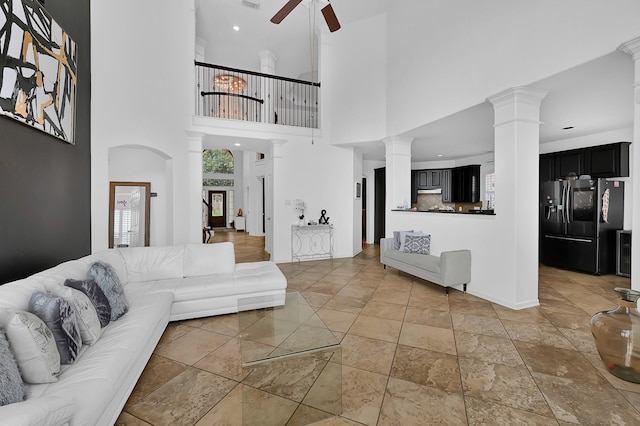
{"left": 590, "top": 287, "right": 640, "bottom": 383}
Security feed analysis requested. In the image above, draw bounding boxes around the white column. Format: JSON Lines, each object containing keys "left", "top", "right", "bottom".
{"left": 488, "top": 87, "right": 547, "bottom": 308}
{"left": 260, "top": 51, "right": 278, "bottom": 124}
{"left": 620, "top": 37, "right": 640, "bottom": 291}
{"left": 186, "top": 132, "right": 204, "bottom": 243}
{"left": 383, "top": 136, "right": 413, "bottom": 237}
{"left": 267, "top": 139, "right": 287, "bottom": 257}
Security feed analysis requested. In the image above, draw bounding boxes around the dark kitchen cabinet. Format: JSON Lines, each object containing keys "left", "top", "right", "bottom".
{"left": 554, "top": 149, "right": 583, "bottom": 178}
{"left": 539, "top": 142, "right": 630, "bottom": 184}
{"left": 451, "top": 165, "right": 480, "bottom": 203}
{"left": 411, "top": 171, "right": 418, "bottom": 204}
{"left": 584, "top": 142, "right": 630, "bottom": 178}
{"left": 441, "top": 169, "right": 452, "bottom": 202}
{"left": 539, "top": 153, "right": 555, "bottom": 182}
{"left": 415, "top": 169, "right": 442, "bottom": 189}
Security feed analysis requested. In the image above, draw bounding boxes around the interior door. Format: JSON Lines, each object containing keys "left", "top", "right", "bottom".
{"left": 109, "top": 182, "right": 150, "bottom": 248}
{"left": 208, "top": 191, "right": 227, "bottom": 227}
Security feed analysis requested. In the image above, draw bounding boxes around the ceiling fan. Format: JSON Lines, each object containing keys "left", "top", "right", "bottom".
{"left": 270, "top": 0, "right": 341, "bottom": 32}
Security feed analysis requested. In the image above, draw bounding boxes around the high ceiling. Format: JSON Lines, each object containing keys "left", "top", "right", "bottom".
{"left": 196, "top": 1, "right": 634, "bottom": 162}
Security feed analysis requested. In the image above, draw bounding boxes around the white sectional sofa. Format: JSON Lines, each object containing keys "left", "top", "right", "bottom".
{"left": 0, "top": 242, "right": 286, "bottom": 426}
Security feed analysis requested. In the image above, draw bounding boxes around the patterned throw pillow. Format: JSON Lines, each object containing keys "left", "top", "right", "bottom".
{"left": 0, "top": 330, "right": 26, "bottom": 406}
{"left": 65, "top": 278, "right": 111, "bottom": 328}
{"left": 29, "top": 291, "right": 82, "bottom": 365}
{"left": 3, "top": 311, "right": 61, "bottom": 383}
{"left": 49, "top": 286, "right": 102, "bottom": 345}
{"left": 403, "top": 234, "right": 431, "bottom": 255}
{"left": 88, "top": 261, "right": 128, "bottom": 321}
{"left": 399, "top": 231, "right": 424, "bottom": 252}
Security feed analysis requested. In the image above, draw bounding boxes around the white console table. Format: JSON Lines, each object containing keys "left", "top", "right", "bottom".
{"left": 291, "top": 224, "right": 334, "bottom": 262}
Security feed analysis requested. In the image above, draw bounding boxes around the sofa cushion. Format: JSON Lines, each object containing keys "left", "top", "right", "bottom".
{"left": 49, "top": 286, "right": 102, "bottom": 345}
{"left": 29, "top": 291, "right": 82, "bottom": 365}
{"left": 65, "top": 279, "right": 112, "bottom": 328}
{"left": 0, "top": 330, "right": 26, "bottom": 406}
{"left": 386, "top": 249, "right": 441, "bottom": 274}
{"left": 183, "top": 242, "right": 235, "bottom": 277}
{"left": 403, "top": 234, "right": 431, "bottom": 255}
{"left": 1, "top": 310, "right": 61, "bottom": 383}
{"left": 120, "top": 245, "right": 185, "bottom": 282}
{"left": 88, "top": 261, "right": 129, "bottom": 321}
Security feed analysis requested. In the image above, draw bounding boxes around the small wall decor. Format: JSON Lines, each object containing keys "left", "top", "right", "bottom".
{"left": 0, "top": 0, "right": 78, "bottom": 143}
{"left": 319, "top": 209, "right": 330, "bottom": 224}
{"left": 355, "top": 182, "right": 361, "bottom": 199}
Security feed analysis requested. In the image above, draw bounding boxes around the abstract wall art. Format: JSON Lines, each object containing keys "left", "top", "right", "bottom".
{"left": 0, "top": 0, "right": 77, "bottom": 143}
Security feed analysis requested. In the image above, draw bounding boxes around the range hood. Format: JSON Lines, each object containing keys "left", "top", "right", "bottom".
{"left": 418, "top": 188, "right": 442, "bottom": 194}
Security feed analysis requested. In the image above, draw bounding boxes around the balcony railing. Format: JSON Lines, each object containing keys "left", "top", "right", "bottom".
{"left": 195, "top": 62, "right": 319, "bottom": 129}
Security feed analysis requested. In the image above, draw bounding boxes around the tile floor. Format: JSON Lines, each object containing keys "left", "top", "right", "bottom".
{"left": 116, "top": 232, "right": 640, "bottom": 425}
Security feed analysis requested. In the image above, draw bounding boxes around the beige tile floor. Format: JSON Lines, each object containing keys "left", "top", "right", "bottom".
{"left": 116, "top": 231, "right": 640, "bottom": 425}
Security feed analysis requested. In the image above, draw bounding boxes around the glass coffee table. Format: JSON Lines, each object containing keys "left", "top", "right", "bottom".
{"left": 237, "top": 292, "right": 342, "bottom": 425}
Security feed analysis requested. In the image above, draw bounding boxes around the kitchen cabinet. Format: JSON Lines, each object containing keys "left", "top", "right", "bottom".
{"left": 540, "top": 153, "right": 555, "bottom": 182}
{"left": 411, "top": 171, "right": 418, "bottom": 204}
{"left": 451, "top": 165, "right": 480, "bottom": 203}
{"left": 415, "top": 169, "right": 442, "bottom": 189}
{"left": 539, "top": 142, "right": 631, "bottom": 183}
{"left": 441, "top": 169, "right": 452, "bottom": 203}
{"left": 554, "top": 149, "right": 583, "bottom": 178}
{"left": 584, "top": 142, "right": 630, "bottom": 178}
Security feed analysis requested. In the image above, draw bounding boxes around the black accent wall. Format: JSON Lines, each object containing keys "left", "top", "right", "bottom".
{"left": 0, "top": 0, "right": 91, "bottom": 284}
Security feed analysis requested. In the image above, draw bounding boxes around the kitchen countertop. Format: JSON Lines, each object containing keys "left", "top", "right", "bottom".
{"left": 391, "top": 209, "right": 496, "bottom": 215}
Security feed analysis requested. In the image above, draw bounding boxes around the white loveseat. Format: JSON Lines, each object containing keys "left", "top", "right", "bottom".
{"left": 380, "top": 238, "right": 471, "bottom": 294}
{"left": 0, "top": 242, "right": 286, "bottom": 426}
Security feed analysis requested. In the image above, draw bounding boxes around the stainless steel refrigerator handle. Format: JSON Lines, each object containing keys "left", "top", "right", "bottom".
{"left": 545, "top": 235, "right": 592, "bottom": 243}
{"left": 566, "top": 184, "right": 571, "bottom": 224}
{"left": 561, "top": 183, "right": 567, "bottom": 224}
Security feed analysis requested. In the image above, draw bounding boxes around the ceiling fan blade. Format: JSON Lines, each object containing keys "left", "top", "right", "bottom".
{"left": 270, "top": 0, "right": 304, "bottom": 24}
{"left": 321, "top": 3, "right": 341, "bottom": 32}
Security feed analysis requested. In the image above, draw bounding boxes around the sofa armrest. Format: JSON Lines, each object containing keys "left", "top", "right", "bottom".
{"left": 380, "top": 238, "right": 394, "bottom": 263}
{"left": 440, "top": 250, "right": 471, "bottom": 286}
{"left": 0, "top": 395, "right": 75, "bottom": 426}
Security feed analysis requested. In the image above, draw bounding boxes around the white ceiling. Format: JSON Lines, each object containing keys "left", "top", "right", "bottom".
{"left": 197, "top": 1, "right": 634, "bottom": 162}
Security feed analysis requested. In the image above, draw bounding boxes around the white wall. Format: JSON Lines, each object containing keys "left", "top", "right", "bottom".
{"left": 353, "top": 149, "right": 364, "bottom": 255}
{"left": 270, "top": 138, "right": 358, "bottom": 263}
{"left": 386, "top": 0, "right": 640, "bottom": 136}
{"left": 91, "top": 0, "right": 196, "bottom": 252}
{"left": 243, "top": 151, "right": 267, "bottom": 237}
{"left": 108, "top": 147, "right": 171, "bottom": 246}
{"left": 327, "top": 13, "right": 387, "bottom": 144}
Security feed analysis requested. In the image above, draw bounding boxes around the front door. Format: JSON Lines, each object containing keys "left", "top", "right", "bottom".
{"left": 208, "top": 191, "right": 227, "bottom": 228}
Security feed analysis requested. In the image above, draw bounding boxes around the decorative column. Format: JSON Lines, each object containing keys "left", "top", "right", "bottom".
{"left": 383, "top": 136, "right": 413, "bottom": 236}
{"left": 620, "top": 37, "right": 640, "bottom": 291}
{"left": 488, "top": 87, "right": 547, "bottom": 308}
{"left": 267, "top": 139, "right": 287, "bottom": 257}
{"left": 186, "top": 132, "right": 205, "bottom": 243}
{"left": 260, "top": 50, "right": 278, "bottom": 124}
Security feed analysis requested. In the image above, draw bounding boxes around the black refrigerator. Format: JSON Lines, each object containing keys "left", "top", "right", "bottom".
{"left": 540, "top": 178, "right": 624, "bottom": 275}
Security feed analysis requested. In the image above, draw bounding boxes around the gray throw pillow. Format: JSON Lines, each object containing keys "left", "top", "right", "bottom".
{"left": 0, "top": 330, "right": 26, "bottom": 406}
{"left": 29, "top": 291, "right": 82, "bottom": 365}
{"left": 88, "top": 261, "right": 128, "bottom": 321}
{"left": 393, "top": 230, "right": 413, "bottom": 250}
{"left": 403, "top": 234, "right": 431, "bottom": 255}
{"left": 64, "top": 278, "right": 111, "bottom": 328}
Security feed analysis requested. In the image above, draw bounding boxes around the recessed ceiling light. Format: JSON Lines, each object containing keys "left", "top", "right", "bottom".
{"left": 234, "top": 143, "right": 241, "bottom": 146}
{"left": 562, "top": 126, "right": 574, "bottom": 130}
{"left": 233, "top": 25, "right": 240, "bottom": 31}
{"left": 437, "top": 154, "right": 443, "bottom": 157}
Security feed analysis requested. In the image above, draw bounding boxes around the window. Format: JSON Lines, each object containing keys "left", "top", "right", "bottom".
{"left": 485, "top": 172, "right": 495, "bottom": 209}
{"left": 203, "top": 178, "right": 234, "bottom": 187}
{"left": 203, "top": 149, "right": 234, "bottom": 174}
